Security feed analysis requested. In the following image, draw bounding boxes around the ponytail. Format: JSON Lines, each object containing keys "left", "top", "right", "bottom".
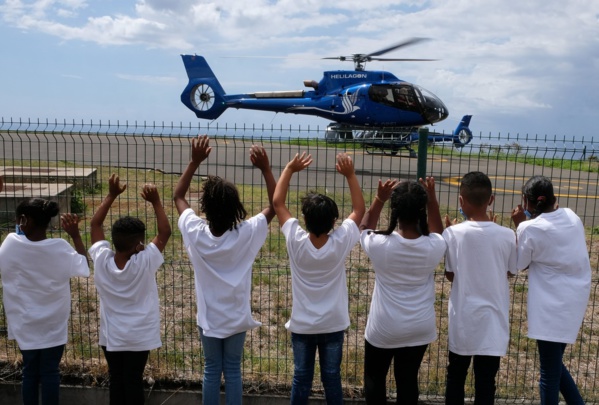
{"left": 522, "top": 176, "right": 556, "bottom": 217}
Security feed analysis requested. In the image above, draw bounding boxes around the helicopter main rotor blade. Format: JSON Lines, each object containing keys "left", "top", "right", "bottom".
{"left": 369, "top": 57, "right": 438, "bottom": 62}
{"left": 367, "top": 37, "right": 430, "bottom": 57}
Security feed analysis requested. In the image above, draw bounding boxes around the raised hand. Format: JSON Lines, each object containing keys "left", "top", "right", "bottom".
{"left": 286, "top": 152, "right": 313, "bottom": 173}
{"left": 335, "top": 152, "right": 354, "bottom": 177}
{"left": 249, "top": 145, "right": 270, "bottom": 172}
{"left": 511, "top": 204, "right": 526, "bottom": 227}
{"left": 419, "top": 176, "right": 436, "bottom": 198}
{"left": 191, "top": 134, "right": 212, "bottom": 164}
{"left": 140, "top": 184, "right": 160, "bottom": 204}
{"left": 108, "top": 173, "right": 127, "bottom": 197}
{"left": 61, "top": 213, "right": 81, "bottom": 238}
{"left": 445, "top": 214, "right": 458, "bottom": 228}
{"left": 376, "top": 179, "right": 399, "bottom": 203}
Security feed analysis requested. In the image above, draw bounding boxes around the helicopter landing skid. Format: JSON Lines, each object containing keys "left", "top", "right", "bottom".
{"left": 362, "top": 145, "right": 417, "bottom": 158}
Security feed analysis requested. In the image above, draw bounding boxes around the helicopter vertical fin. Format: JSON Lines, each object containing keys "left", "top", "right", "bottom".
{"left": 452, "top": 115, "right": 473, "bottom": 148}
{"left": 180, "top": 55, "right": 228, "bottom": 119}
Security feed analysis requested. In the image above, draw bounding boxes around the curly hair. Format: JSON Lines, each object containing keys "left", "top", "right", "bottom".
{"left": 373, "top": 181, "right": 429, "bottom": 236}
{"left": 200, "top": 175, "right": 247, "bottom": 235}
{"left": 522, "top": 175, "right": 556, "bottom": 217}
{"left": 16, "top": 198, "right": 60, "bottom": 228}
{"left": 301, "top": 192, "right": 339, "bottom": 237}
{"left": 111, "top": 216, "right": 146, "bottom": 252}
{"left": 460, "top": 171, "right": 493, "bottom": 207}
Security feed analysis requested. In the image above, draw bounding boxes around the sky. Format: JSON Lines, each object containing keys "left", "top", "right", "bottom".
{"left": 1, "top": 0, "right": 598, "bottom": 138}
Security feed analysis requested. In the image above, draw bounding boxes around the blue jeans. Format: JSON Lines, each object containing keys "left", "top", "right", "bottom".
{"left": 445, "top": 351, "right": 500, "bottom": 405}
{"left": 364, "top": 340, "right": 428, "bottom": 405}
{"left": 101, "top": 346, "right": 149, "bottom": 405}
{"left": 199, "top": 327, "right": 246, "bottom": 405}
{"left": 20, "top": 344, "right": 65, "bottom": 405}
{"left": 291, "top": 330, "right": 345, "bottom": 405}
{"left": 536, "top": 340, "right": 584, "bottom": 405}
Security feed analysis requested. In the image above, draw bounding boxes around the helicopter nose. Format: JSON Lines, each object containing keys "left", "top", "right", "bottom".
{"left": 418, "top": 87, "right": 448, "bottom": 124}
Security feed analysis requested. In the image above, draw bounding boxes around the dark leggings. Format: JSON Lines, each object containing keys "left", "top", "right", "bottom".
{"left": 364, "top": 339, "right": 428, "bottom": 405}
{"left": 101, "top": 347, "right": 149, "bottom": 405}
{"left": 445, "top": 351, "right": 500, "bottom": 405}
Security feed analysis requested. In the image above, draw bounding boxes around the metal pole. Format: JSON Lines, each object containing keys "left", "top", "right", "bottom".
{"left": 417, "top": 127, "right": 429, "bottom": 180}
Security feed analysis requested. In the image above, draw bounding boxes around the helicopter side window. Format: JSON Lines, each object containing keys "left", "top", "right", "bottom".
{"left": 369, "top": 84, "right": 421, "bottom": 112}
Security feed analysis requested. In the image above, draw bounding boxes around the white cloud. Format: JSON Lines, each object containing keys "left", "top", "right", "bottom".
{"left": 1, "top": 0, "right": 599, "bottom": 135}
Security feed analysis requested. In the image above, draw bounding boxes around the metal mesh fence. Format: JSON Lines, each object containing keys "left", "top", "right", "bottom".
{"left": 0, "top": 118, "right": 598, "bottom": 402}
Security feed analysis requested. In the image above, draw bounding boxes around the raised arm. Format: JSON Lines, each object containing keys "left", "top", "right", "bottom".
{"left": 61, "top": 213, "right": 87, "bottom": 258}
{"left": 360, "top": 179, "right": 398, "bottom": 232}
{"left": 141, "top": 184, "right": 172, "bottom": 252}
{"left": 419, "top": 176, "right": 443, "bottom": 234}
{"left": 90, "top": 174, "right": 127, "bottom": 244}
{"left": 250, "top": 145, "right": 277, "bottom": 223}
{"left": 273, "top": 152, "right": 313, "bottom": 226}
{"left": 173, "top": 135, "right": 212, "bottom": 215}
{"left": 336, "top": 153, "right": 365, "bottom": 226}
{"left": 511, "top": 204, "right": 527, "bottom": 228}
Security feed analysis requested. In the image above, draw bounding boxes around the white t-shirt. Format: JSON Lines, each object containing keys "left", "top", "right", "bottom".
{"left": 0, "top": 233, "right": 89, "bottom": 350}
{"left": 516, "top": 208, "right": 591, "bottom": 344}
{"left": 89, "top": 240, "right": 164, "bottom": 351}
{"left": 443, "top": 221, "right": 517, "bottom": 356}
{"left": 281, "top": 218, "right": 360, "bottom": 334}
{"left": 178, "top": 208, "right": 266, "bottom": 338}
{"left": 360, "top": 231, "right": 446, "bottom": 348}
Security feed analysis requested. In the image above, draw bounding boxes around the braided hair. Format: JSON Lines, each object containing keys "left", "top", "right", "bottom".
{"left": 200, "top": 175, "right": 247, "bottom": 235}
{"left": 373, "top": 181, "right": 429, "bottom": 236}
{"left": 15, "top": 198, "right": 60, "bottom": 228}
{"left": 522, "top": 175, "right": 556, "bottom": 218}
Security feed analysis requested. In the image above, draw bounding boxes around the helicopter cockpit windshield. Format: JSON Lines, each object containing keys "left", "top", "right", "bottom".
{"left": 368, "top": 83, "right": 448, "bottom": 124}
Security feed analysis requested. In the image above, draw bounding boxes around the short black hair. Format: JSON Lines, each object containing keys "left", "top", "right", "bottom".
{"left": 460, "top": 171, "right": 492, "bottom": 207}
{"left": 301, "top": 192, "right": 339, "bottom": 237}
{"left": 16, "top": 198, "right": 60, "bottom": 228}
{"left": 111, "top": 216, "right": 146, "bottom": 252}
{"left": 200, "top": 175, "right": 247, "bottom": 235}
{"left": 522, "top": 175, "right": 556, "bottom": 217}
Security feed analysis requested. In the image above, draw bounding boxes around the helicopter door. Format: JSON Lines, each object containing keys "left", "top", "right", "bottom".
{"left": 368, "top": 84, "right": 422, "bottom": 114}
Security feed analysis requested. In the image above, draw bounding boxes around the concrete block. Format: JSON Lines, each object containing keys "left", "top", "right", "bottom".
{"left": 0, "top": 183, "right": 73, "bottom": 227}
{"left": 0, "top": 167, "right": 97, "bottom": 189}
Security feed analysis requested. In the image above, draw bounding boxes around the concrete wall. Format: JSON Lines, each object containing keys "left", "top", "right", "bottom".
{"left": 0, "top": 383, "right": 380, "bottom": 404}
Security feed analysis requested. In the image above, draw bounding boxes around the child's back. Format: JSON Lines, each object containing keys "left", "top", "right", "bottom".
{"left": 178, "top": 205, "right": 266, "bottom": 336}
{"left": 281, "top": 215, "right": 358, "bottom": 333}
{"left": 443, "top": 220, "right": 516, "bottom": 355}
{"left": 442, "top": 171, "right": 517, "bottom": 405}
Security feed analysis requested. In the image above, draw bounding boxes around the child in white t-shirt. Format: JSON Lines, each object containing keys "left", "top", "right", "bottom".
{"left": 359, "top": 177, "right": 446, "bottom": 405}
{"left": 0, "top": 189, "right": 89, "bottom": 404}
{"left": 173, "top": 135, "right": 276, "bottom": 405}
{"left": 512, "top": 175, "right": 590, "bottom": 405}
{"left": 273, "top": 152, "right": 365, "bottom": 405}
{"left": 442, "top": 171, "right": 517, "bottom": 405}
{"left": 89, "top": 174, "right": 171, "bottom": 404}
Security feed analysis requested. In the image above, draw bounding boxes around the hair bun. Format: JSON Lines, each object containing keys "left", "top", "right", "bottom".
{"left": 42, "top": 200, "right": 60, "bottom": 217}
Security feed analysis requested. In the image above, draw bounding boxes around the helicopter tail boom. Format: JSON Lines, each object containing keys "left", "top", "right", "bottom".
{"left": 181, "top": 55, "right": 228, "bottom": 120}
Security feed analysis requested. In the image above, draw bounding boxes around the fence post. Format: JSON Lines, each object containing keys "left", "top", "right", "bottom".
{"left": 417, "top": 127, "right": 429, "bottom": 180}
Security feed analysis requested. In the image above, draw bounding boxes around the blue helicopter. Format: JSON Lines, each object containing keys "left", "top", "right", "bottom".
{"left": 180, "top": 38, "right": 451, "bottom": 129}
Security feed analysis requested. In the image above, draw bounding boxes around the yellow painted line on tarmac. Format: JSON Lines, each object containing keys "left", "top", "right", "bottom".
{"left": 442, "top": 175, "right": 599, "bottom": 199}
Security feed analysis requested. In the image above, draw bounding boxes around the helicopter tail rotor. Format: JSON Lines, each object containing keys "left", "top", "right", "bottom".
{"left": 181, "top": 55, "right": 228, "bottom": 119}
